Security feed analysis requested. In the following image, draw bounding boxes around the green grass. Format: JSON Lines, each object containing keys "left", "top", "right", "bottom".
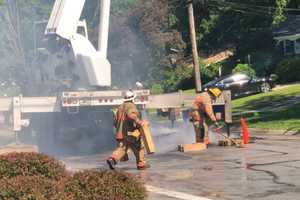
{"left": 232, "top": 84, "right": 300, "bottom": 132}
{"left": 183, "top": 84, "right": 300, "bottom": 132}
{"left": 183, "top": 89, "right": 196, "bottom": 95}
{"left": 232, "top": 84, "right": 300, "bottom": 112}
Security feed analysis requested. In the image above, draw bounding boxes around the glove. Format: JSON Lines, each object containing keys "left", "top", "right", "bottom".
{"left": 192, "top": 121, "right": 200, "bottom": 129}
{"left": 135, "top": 119, "right": 145, "bottom": 128}
{"left": 214, "top": 121, "right": 220, "bottom": 128}
{"left": 213, "top": 122, "right": 222, "bottom": 133}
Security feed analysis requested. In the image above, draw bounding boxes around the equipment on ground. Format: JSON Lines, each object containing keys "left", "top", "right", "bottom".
{"left": 178, "top": 143, "right": 207, "bottom": 152}
{"left": 213, "top": 127, "right": 245, "bottom": 148}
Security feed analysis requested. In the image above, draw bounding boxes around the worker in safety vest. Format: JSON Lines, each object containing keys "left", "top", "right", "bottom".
{"left": 189, "top": 87, "right": 222, "bottom": 144}
{"left": 107, "top": 90, "right": 149, "bottom": 170}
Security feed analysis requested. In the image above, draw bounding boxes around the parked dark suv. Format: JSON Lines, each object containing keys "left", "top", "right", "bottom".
{"left": 203, "top": 73, "right": 276, "bottom": 99}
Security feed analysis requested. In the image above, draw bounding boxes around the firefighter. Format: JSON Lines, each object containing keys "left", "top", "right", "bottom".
{"left": 107, "top": 90, "right": 149, "bottom": 170}
{"left": 189, "top": 87, "right": 222, "bottom": 144}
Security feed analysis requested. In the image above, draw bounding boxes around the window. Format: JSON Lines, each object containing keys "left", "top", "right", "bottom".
{"left": 222, "top": 77, "right": 234, "bottom": 84}
{"left": 295, "top": 38, "right": 300, "bottom": 54}
{"left": 284, "top": 40, "right": 295, "bottom": 55}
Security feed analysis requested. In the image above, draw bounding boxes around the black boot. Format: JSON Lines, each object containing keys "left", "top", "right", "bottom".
{"left": 106, "top": 157, "right": 117, "bottom": 170}
{"left": 137, "top": 163, "right": 151, "bottom": 170}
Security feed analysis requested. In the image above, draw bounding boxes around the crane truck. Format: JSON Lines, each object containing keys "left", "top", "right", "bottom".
{"left": 0, "top": 0, "right": 152, "bottom": 155}
{"left": 0, "top": 0, "right": 232, "bottom": 155}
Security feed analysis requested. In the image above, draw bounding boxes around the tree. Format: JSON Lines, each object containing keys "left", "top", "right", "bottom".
{"left": 232, "top": 63, "right": 256, "bottom": 77}
{"left": 0, "top": 0, "right": 52, "bottom": 95}
{"left": 273, "top": 0, "right": 289, "bottom": 26}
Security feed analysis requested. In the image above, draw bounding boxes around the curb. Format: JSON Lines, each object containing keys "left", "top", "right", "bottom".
{"left": 230, "top": 126, "right": 299, "bottom": 135}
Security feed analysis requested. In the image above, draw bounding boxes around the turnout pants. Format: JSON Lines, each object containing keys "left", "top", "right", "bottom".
{"left": 193, "top": 113, "right": 209, "bottom": 143}
{"left": 112, "top": 136, "right": 145, "bottom": 167}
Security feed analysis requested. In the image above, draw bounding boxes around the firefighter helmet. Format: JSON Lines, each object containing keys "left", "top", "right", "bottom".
{"left": 208, "top": 87, "right": 222, "bottom": 98}
{"left": 124, "top": 90, "right": 136, "bottom": 101}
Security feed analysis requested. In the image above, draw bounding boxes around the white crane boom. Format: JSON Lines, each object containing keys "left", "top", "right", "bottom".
{"left": 45, "top": 0, "right": 111, "bottom": 87}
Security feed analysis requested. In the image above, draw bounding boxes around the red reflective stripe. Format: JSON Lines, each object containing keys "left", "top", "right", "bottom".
{"left": 115, "top": 132, "right": 123, "bottom": 140}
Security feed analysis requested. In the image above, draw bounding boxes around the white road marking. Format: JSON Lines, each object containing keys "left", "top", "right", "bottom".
{"left": 146, "top": 185, "right": 213, "bottom": 200}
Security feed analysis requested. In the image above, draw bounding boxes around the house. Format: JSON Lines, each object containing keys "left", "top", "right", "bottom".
{"left": 273, "top": 16, "right": 300, "bottom": 56}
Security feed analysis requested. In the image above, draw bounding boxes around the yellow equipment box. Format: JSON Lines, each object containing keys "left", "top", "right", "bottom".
{"left": 178, "top": 143, "right": 207, "bottom": 152}
{"left": 141, "top": 121, "right": 156, "bottom": 154}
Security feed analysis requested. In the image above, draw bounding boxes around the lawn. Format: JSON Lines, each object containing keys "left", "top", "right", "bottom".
{"left": 232, "top": 84, "right": 300, "bottom": 132}
{"left": 183, "top": 84, "right": 300, "bottom": 132}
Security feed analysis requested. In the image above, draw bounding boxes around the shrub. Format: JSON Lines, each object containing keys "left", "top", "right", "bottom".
{"left": 200, "top": 62, "right": 220, "bottom": 84}
{"left": 275, "top": 57, "right": 300, "bottom": 83}
{"left": 0, "top": 152, "right": 68, "bottom": 181}
{"left": 232, "top": 63, "right": 256, "bottom": 77}
{"left": 0, "top": 176, "right": 68, "bottom": 200}
{"left": 151, "top": 83, "right": 163, "bottom": 94}
{"left": 64, "top": 170, "right": 147, "bottom": 200}
{"left": 0, "top": 153, "right": 147, "bottom": 200}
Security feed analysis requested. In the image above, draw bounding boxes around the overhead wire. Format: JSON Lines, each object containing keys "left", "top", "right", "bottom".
{"left": 224, "top": 0, "right": 300, "bottom": 12}
{"left": 209, "top": 0, "right": 272, "bottom": 13}
{"left": 209, "top": 0, "right": 300, "bottom": 17}
{"left": 208, "top": 0, "right": 274, "bottom": 17}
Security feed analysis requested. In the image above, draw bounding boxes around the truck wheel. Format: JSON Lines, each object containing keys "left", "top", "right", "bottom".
{"left": 260, "top": 82, "right": 271, "bottom": 93}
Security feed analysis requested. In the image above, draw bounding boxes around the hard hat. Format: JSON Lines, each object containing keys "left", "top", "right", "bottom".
{"left": 208, "top": 87, "right": 222, "bottom": 98}
{"left": 135, "top": 81, "right": 143, "bottom": 88}
{"left": 124, "top": 90, "right": 136, "bottom": 101}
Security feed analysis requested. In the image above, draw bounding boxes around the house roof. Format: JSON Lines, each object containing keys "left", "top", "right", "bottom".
{"left": 273, "top": 15, "right": 300, "bottom": 41}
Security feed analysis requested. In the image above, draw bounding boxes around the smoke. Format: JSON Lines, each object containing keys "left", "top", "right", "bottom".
{"left": 145, "top": 112, "right": 225, "bottom": 153}
{"left": 208, "top": 128, "right": 223, "bottom": 144}
{"left": 142, "top": 110, "right": 195, "bottom": 153}
{"left": 108, "top": 11, "right": 153, "bottom": 89}
{"left": 151, "top": 122, "right": 195, "bottom": 153}
{"left": 0, "top": 1, "right": 193, "bottom": 159}
{"left": 21, "top": 110, "right": 116, "bottom": 158}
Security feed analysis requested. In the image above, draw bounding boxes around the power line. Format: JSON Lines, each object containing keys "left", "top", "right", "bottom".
{"left": 208, "top": 0, "right": 273, "bottom": 17}
{"left": 225, "top": 0, "right": 300, "bottom": 12}
{"left": 208, "top": 0, "right": 300, "bottom": 15}
{"left": 210, "top": 0, "right": 273, "bottom": 13}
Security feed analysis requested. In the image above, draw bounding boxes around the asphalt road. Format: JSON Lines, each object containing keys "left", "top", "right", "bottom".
{"left": 1, "top": 121, "right": 300, "bottom": 199}
{"left": 61, "top": 125, "right": 300, "bottom": 200}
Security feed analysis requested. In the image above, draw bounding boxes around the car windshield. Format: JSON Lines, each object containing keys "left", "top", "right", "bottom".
{"left": 231, "top": 74, "right": 250, "bottom": 81}
{"left": 203, "top": 75, "right": 231, "bottom": 87}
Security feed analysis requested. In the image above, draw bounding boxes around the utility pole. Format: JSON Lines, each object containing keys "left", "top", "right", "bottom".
{"left": 187, "top": 0, "right": 202, "bottom": 93}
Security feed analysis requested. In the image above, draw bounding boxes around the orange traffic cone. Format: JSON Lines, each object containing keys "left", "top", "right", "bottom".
{"left": 240, "top": 116, "right": 250, "bottom": 144}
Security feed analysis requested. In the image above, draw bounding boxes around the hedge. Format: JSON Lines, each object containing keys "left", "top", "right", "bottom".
{"left": 0, "top": 152, "right": 68, "bottom": 181}
{"left": 64, "top": 170, "right": 147, "bottom": 200}
{"left": 276, "top": 57, "right": 300, "bottom": 83}
{"left": 0, "top": 153, "right": 147, "bottom": 200}
{"left": 0, "top": 176, "right": 68, "bottom": 200}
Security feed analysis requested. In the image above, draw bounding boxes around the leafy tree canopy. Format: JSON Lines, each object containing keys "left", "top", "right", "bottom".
{"left": 0, "top": 0, "right": 299, "bottom": 94}
{"left": 232, "top": 63, "right": 256, "bottom": 77}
